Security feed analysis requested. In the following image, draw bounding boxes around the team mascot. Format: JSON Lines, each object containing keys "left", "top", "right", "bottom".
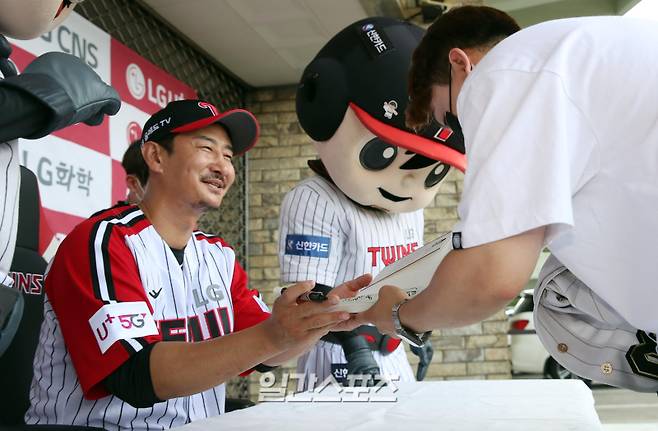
{"left": 279, "top": 17, "right": 466, "bottom": 386}
{"left": 0, "top": 0, "right": 121, "bottom": 354}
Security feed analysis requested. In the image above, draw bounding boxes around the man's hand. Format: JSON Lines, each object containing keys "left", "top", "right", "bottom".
{"left": 0, "top": 52, "right": 120, "bottom": 138}
{"left": 351, "top": 228, "right": 546, "bottom": 334}
{"left": 342, "top": 285, "right": 408, "bottom": 334}
{"left": 263, "top": 274, "right": 372, "bottom": 352}
{"left": 325, "top": 273, "right": 372, "bottom": 302}
{"left": 325, "top": 273, "right": 378, "bottom": 332}
{"left": 262, "top": 274, "right": 372, "bottom": 367}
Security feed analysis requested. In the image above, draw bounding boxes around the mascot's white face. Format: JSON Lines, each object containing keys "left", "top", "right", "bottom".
{"left": 0, "top": 0, "right": 79, "bottom": 40}
{"left": 315, "top": 106, "right": 450, "bottom": 213}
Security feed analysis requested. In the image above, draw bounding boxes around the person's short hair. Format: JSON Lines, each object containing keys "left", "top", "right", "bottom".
{"left": 406, "top": 5, "right": 520, "bottom": 129}
{"left": 121, "top": 140, "right": 149, "bottom": 186}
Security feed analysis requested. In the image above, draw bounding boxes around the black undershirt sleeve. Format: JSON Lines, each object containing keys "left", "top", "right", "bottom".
{"left": 104, "top": 341, "right": 276, "bottom": 407}
{"left": 103, "top": 342, "right": 163, "bottom": 408}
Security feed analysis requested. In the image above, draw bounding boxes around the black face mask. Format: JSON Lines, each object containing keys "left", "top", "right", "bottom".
{"left": 445, "top": 65, "right": 465, "bottom": 152}
{"left": 444, "top": 111, "right": 464, "bottom": 153}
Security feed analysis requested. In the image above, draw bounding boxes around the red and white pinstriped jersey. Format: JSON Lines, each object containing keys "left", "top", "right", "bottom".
{"left": 25, "top": 205, "right": 270, "bottom": 430}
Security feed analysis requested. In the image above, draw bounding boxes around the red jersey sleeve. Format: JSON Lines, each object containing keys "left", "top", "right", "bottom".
{"left": 230, "top": 260, "right": 271, "bottom": 333}
{"left": 45, "top": 207, "right": 161, "bottom": 399}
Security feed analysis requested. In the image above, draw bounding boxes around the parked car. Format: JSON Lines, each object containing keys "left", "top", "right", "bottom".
{"left": 507, "top": 289, "right": 590, "bottom": 383}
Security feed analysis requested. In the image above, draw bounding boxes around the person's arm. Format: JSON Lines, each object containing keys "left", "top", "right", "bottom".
{"left": 261, "top": 275, "right": 371, "bottom": 367}
{"left": 355, "top": 227, "right": 545, "bottom": 334}
{"left": 149, "top": 277, "right": 369, "bottom": 400}
{"left": 149, "top": 318, "right": 291, "bottom": 399}
{"left": 102, "top": 274, "right": 370, "bottom": 405}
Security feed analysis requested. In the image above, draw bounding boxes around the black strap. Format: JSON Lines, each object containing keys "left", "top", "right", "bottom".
{"left": 452, "top": 232, "right": 463, "bottom": 249}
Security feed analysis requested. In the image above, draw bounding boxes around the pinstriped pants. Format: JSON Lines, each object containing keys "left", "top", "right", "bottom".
{"left": 534, "top": 254, "right": 658, "bottom": 392}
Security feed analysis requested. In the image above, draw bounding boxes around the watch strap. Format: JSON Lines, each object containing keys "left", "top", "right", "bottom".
{"left": 391, "top": 299, "right": 431, "bottom": 348}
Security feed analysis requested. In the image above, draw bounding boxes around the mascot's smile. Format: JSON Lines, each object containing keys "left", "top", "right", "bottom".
{"left": 378, "top": 187, "right": 411, "bottom": 202}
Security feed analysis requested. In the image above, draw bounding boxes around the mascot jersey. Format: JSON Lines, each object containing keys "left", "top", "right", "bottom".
{"left": 279, "top": 175, "right": 418, "bottom": 383}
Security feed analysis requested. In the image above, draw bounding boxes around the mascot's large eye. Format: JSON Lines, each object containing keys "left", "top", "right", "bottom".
{"left": 359, "top": 138, "right": 397, "bottom": 171}
{"left": 424, "top": 163, "right": 450, "bottom": 188}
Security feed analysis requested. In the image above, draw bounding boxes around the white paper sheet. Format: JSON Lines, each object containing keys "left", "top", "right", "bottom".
{"left": 332, "top": 232, "right": 454, "bottom": 313}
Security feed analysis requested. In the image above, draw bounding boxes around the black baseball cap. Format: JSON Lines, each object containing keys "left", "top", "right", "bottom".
{"left": 299, "top": 17, "right": 466, "bottom": 172}
{"left": 140, "top": 99, "right": 260, "bottom": 155}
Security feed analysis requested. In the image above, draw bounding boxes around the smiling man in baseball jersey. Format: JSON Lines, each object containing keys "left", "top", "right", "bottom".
{"left": 25, "top": 99, "right": 370, "bottom": 429}
{"left": 280, "top": 17, "right": 465, "bottom": 387}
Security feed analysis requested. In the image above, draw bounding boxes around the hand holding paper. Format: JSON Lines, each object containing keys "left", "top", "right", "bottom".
{"left": 331, "top": 232, "right": 454, "bottom": 313}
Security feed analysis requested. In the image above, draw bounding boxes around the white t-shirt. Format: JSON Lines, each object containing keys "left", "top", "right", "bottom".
{"left": 454, "top": 16, "right": 658, "bottom": 333}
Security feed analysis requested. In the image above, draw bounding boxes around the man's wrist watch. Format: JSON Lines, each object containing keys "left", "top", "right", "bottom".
{"left": 391, "top": 299, "right": 431, "bottom": 348}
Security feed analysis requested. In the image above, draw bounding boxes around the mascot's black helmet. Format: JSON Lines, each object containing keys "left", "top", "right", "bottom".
{"left": 296, "top": 17, "right": 465, "bottom": 171}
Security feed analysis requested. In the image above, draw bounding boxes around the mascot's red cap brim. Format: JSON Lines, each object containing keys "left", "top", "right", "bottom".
{"left": 350, "top": 102, "right": 467, "bottom": 172}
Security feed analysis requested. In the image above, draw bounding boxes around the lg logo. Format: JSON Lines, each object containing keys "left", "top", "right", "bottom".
{"left": 126, "top": 63, "right": 146, "bottom": 100}
{"left": 198, "top": 101, "right": 218, "bottom": 115}
{"left": 127, "top": 121, "right": 142, "bottom": 144}
{"left": 125, "top": 62, "right": 186, "bottom": 108}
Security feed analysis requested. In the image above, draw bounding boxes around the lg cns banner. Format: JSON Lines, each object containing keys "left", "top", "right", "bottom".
{"left": 9, "top": 12, "right": 197, "bottom": 246}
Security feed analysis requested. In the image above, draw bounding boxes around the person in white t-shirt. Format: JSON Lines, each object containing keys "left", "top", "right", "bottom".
{"left": 280, "top": 17, "right": 466, "bottom": 387}
{"left": 355, "top": 6, "right": 658, "bottom": 392}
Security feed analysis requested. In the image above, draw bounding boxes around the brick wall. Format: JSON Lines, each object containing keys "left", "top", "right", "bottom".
{"left": 244, "top": 85, "right": 510, "bottom": 397}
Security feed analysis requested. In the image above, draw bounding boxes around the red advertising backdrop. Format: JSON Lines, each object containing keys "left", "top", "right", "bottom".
{"left": 10, "top": 12, "right": 197, "bottom": 254}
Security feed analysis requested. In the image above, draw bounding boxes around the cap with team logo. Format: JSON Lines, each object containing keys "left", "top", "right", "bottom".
{"left": 297, "top": 17, "right": 465, "bottom": 171}
{"left": 140, "top": 99, "right": 260, "bottom": 156}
